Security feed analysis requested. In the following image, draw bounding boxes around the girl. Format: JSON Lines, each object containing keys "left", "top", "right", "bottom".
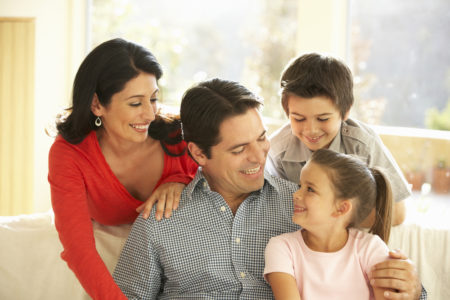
{"left": 264, "top": 148, "right": 392, "bottom": 300}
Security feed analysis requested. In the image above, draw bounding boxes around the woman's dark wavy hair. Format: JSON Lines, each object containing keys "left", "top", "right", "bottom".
{"left": 56, "top": 38, "right": 183, "bottom": 155}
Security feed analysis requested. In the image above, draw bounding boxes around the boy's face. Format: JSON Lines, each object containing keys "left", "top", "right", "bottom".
{"left": 287, "top": 94, "right": 346, "bottom": 151}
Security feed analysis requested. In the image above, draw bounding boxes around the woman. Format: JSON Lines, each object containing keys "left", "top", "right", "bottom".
{"left": 48, "top": 38, "right": 198, "bottom": 299}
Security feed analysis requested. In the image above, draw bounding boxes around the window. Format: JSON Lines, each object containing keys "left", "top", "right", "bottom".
{"left": 91, "top": 0, "right": 298, "bottom": 121}
{"left": 349, "top": 0, "right": 450, "bottom": 130}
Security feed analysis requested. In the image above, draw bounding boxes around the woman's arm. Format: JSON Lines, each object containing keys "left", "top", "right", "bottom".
{"left": 266, "top": 272, "right": 301, "bottom": 300}
{"left": 49, "top": 141, "right": 127, "bottom": 300}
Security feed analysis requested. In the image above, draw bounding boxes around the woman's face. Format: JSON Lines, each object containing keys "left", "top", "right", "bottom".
{"left": 96, "top": 72, "right": 159, "bottom": 144}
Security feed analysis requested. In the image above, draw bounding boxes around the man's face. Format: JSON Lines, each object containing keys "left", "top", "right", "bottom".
{"left": 199, "top": 108, "right": 270, "bottom": 199}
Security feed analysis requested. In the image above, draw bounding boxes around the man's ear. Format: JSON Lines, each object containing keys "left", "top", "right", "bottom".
{"left": 332, "top": 199, "right": 352, "bottom": 217}
{"left": 188, "top": 142, "right": 207, "bottom": 166}
{"left": 91, "top": 93, "right": 103, "bottom": 117}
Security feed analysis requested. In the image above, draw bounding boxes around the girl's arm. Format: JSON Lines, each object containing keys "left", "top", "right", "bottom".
{"left": 266, "top": 272, "right": 301, "bottom": 300}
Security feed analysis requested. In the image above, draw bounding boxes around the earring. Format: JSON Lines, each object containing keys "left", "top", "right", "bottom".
{"left": 95, "top": 117, "right": 102, "bottom": 127}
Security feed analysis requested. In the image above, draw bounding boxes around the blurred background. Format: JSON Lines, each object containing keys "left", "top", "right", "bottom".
{"left": 1, "top": 0, "right": 449, "bottom": 216}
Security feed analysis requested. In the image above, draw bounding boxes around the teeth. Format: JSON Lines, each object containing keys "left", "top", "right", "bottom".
{"left": 131, "top": 124, "right": 149, "bottom": 130}
{"left": 294, "top": 206, "right": 306, "bottom": 212}
{"left": 242, "top": 166, "right": 260, "bottom": 175}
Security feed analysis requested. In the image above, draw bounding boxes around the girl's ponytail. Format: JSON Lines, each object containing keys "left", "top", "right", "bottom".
{"left": 369, "top": 168, "right": 393, "bottom": 243}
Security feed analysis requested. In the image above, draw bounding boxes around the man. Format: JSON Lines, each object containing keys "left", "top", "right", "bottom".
{"left": 113, "top": 78, "right": 425, "bottom": 299}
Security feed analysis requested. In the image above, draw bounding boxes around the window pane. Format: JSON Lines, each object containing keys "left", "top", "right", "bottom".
{"left": 350, "top": 0, "right": 450, "bottom": 130}
{"left": 91, "top": 0, "right": 298, "bottom": 121}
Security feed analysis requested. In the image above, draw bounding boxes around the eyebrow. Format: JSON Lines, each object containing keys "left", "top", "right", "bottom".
{"left": 125, "top": 88, "right": 159, "bottom": 100}
{"left": 291, "top": 112, "right": 332, "bottom": 117}
{"left": 301, "top": 179, "right": 318, "bottom": 190}
{"left": 226, "top": 130, "right": 266, "bottom": 151}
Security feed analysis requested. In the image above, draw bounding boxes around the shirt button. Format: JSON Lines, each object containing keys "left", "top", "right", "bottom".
{"left": 240, "top": 272, "right": 246, "bottom": 278}
{"left": 235, "top": 238, "right": 240, "bottom": 244}
{"left": 220, "top": 206, "right": 226, "bottom": 212}
{"left": 203, "top": 182, "right": 207, "bottom": 187}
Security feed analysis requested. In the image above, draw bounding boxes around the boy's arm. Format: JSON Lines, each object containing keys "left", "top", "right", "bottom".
{"left": 359, "top": 200, "right": 406, "bottom": 227}
{"left": 266, "top": 272, "right": 301, "bottom": 300}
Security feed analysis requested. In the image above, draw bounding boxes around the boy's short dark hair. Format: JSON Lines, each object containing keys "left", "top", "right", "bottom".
{"left": 180, "top": 78, "right": 263, "bottom": 158}
{"left": 280, "top": 53, "right": 354, "bottom": 119}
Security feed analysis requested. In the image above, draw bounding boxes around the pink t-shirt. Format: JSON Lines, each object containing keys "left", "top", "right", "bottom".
{"left": 264, "top": 228, "right": 389, "bottom": 300}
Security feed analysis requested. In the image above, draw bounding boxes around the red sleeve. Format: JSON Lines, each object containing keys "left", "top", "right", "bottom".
{"left": 159, "top": 141, "right": 198, "bottom": 186}
{"left": 48, "top": 140, "right": 127, "bottom": 300}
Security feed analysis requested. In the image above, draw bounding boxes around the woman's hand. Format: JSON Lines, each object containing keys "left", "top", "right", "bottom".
{"left": 369, "top": 249, "right": 422, "bottom": 300}
{"left": 136, "top": 182, "right": 186, "bottom": 220}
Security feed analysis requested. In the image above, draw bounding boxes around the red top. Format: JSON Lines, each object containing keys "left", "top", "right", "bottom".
{"left": 48, "top": 131, "right": 198, "bottom": 300}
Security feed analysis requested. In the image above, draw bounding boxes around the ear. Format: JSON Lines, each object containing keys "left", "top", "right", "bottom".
{"left": 188, "top": 142, "right": 208, "bottom": 166}
{"left": 91, "top": 93, "right": 104, "bottom": 117}
{"left": 332, "top": 200, "right": 352, "bottom": 217}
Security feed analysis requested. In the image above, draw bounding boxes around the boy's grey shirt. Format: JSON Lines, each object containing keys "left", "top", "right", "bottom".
{"left": 267, "top": 118, "right": 412, "bottom": 203}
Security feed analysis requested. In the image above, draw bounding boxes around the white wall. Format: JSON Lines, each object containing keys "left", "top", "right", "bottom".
{"left": 297, "top": 0, "right": 349, "bottom": 60}
{"left": 0, "top": 0, "right": 87, "bottom": 213}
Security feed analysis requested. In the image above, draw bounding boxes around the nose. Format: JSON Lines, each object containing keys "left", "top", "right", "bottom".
{"left": 304, "top": 119, "right": 317, "bottom": 135}
{"left": 143, "top": 101, "right": 156, "bottom": 122}
{"left": 248, "top": 141, "right": 269, "bottom": 164}
{"left": 293, "top": 187, "right": 303, "bottom": 201}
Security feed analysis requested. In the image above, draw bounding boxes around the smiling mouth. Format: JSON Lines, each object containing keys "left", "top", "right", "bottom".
{"left": 241, "top": 166, "right": 261, "bottom": 175}
{"left": 130, "top": 123, "right": 150, "bottom": 130}
{"left": 294, "top": 205, "right": 306, "bottom": 213}
{"left": 306, "top": 135, "right": 323, "bottom": 143}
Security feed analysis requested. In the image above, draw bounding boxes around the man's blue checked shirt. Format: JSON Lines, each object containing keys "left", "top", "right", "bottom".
{"left": 113, "top": 170, "right": 300, "bottom": 299}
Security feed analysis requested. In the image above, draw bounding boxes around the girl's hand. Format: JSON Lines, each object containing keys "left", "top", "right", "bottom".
{"left": 136, "top": 182, "right": 186, "bottom": 220}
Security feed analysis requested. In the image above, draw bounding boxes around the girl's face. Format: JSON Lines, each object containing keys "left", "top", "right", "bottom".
{"left": 287, "top": 95, "right": 346, "bottom": 151}
{"left": 292, "top": 160, "right": 338, "bottom": 230}
{"left": 96, "top": 72, "right": 159, "bottom": 144}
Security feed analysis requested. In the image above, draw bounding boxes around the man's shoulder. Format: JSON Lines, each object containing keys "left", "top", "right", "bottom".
{"left": 264, "top": 173, "right": 298, "bottom": 194}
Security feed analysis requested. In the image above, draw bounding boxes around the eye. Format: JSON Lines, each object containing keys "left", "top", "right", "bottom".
{"left": 150, "top": 98, "right": 158, "bottom": 103}
{"left": 293, "top": 118, "right": 305, "bottom": 122}
{"left": 231, "top": 146, "right": 245, "bottom": 155}
{"left": 257, "top": 134, "right": 267, "bottom": 142}
{"left": 129, "top": 102, "right": 141, "bottom": 107}
{"left": 318, "top": 117, "right": 329, "bottom": 122}
{"left": 307, "top": 186, "right": 315, "bottom": 192}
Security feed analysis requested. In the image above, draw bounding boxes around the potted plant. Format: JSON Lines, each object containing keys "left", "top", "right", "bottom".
{"left": 432, "top": 160, "right": 450, "bottom": 194}
{"left": 405, "top": 168, "right": 426, "bottom": 192}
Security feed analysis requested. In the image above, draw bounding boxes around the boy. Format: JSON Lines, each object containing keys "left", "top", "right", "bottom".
{"left": 267, "top": 53, "right": 409, "bottom": 225}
